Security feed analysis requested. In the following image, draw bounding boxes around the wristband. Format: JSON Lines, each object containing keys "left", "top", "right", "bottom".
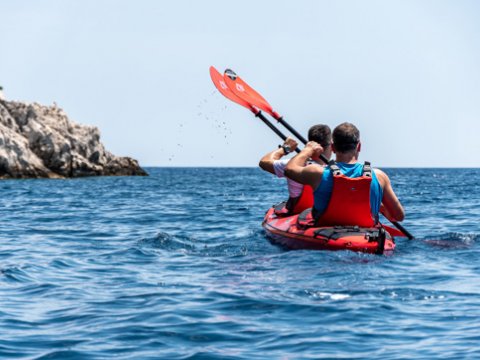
{"left": 280, "top": 144, "right": 292, "bottom": 155}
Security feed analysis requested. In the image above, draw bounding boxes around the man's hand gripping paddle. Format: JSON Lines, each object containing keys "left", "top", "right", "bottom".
{"left": 209, "top": 66, "right": 300, "bottom": 153}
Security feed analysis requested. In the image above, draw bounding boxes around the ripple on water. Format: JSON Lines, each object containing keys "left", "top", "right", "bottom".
{"left": 423, "top": 232, "right": 479, "bottom": 249}
{"left": 138, "top": 232, "right": 197, "bottom": 252}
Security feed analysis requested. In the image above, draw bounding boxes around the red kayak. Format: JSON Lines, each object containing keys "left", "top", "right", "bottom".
{"left": 262, "top": 207, "right": 404, "bottom": 254}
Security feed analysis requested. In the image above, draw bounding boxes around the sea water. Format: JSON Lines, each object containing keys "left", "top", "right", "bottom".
{"left": 0, "top": 168, "right": 479, "bottom": 359}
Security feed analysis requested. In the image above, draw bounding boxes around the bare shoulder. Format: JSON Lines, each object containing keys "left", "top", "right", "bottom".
{"left": 304, "top": 163, "right": 324, "bottom": 175}
{"left": 373, "top": 168, "right": 390, "bottom": 187}
{"left": 373, "top": 168, "right": 387, "bottom": 178}
{"left": 302, "top": 163, "right": 325, "bottom": 190}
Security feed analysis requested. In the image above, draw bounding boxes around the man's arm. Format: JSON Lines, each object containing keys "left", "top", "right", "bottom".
{"left": 284, "top": 141, "right": 324, "bottom": 190}
{"left": 259, "top": 137, "right": 298, "bottom": 174}
{"left": 375, "top": 169, "right": 405, "bottom": 222}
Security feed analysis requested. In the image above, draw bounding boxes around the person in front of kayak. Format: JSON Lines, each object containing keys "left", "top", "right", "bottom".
{"left": 284, "top": 122, "right": 404, "bottom": 225}
{"left": 259, "top": 124, "right": 333, "bottom": 214}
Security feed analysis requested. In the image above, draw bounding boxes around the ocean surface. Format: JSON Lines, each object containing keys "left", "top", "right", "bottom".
{"left": 0, "top": 167, "right": 479, "bottom": 359}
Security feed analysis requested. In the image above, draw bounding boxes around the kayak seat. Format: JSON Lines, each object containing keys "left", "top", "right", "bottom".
{"left": 273, "top": 201, "right": 290, "bottom": 217}
{"left": 297, "top": 208, "right": 315, "bottom": 228}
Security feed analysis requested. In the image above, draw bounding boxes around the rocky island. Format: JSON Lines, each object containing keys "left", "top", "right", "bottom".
{"left": 0, "top": 99, "right": 147, "bottom": 178}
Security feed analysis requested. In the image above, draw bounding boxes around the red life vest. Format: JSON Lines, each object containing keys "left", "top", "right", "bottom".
{"left": 273, "top": 185, "right": 314, "bottom": 216}
{"left": 291, "top": 185, "right": 313, "bottom": 214}
{"left": 315, "top": 162, "right": 376, "bottom": 227}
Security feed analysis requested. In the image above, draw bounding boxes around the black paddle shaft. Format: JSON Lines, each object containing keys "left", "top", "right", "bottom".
{"left": 276, "top": 116, "right": 329, "bottom": 163}
{"left": 256, "top": 112, "right": 301, "bottom": 153}
{"left": 392, "top": 221, "right": 414, "bottom": 240}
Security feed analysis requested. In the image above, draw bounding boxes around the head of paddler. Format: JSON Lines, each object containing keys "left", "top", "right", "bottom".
{"left": 332, "top": 122, "right": 361, "bottom": 163}
{"left": 308, "top": 124, "right": 332, "bottom": 163}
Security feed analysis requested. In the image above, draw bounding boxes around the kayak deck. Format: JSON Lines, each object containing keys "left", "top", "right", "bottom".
{"left": 262, "top": 208, "right": 396, "bottom": 254}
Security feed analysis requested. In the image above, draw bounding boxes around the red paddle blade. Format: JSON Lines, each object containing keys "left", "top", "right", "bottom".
{"left": 209, "top": 66, "right": 257, "bottom": 114}
{"left": 223, "top": 69, "right": 281, "bottom": 119}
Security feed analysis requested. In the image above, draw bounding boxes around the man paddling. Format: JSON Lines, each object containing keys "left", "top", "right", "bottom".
{"left": 285, "top": 122, "right": 404, "bottom": 224}
{"left": 259, "top": 124, "right": 332, "bottom": 214}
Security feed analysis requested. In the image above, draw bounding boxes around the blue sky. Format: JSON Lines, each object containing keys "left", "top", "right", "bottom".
{"left": 1, "top": 0, "right": 479, "bottom": 167}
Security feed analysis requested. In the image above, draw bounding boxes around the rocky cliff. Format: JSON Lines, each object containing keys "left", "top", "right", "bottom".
{"left": 0, "top": 100, "right": 147, "bottom": 178}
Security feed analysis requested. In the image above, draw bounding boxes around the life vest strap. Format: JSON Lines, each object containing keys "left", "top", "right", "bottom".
{"left": 362, "top": 161, "right": 372, "bottom": 177}
{"left": 362, "top": 161, "right": 377, "bottom": 224}
{"left": 328, "top": 160, "right": 342, "bottom": 176}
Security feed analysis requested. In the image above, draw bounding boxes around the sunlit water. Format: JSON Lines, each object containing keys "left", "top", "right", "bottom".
{"left": 0, "top": 168, "right": 479, "bottom": 359}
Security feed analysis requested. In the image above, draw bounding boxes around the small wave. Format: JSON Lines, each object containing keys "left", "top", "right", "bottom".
{"left": 49, "top": 258, "right": 75, "bottom": 269}
{"left": 138, "top": 232, "right": 197, "bottom": 252}
{"left": 0, "top": 265, "right": 33, "bottom": 283}
{"left": 34, "top": 349, "right": 87, "bottom": 360}
{"left": 138, "top": 228, "right": 272, "bottom": 258}
{"left": 18, "top": 283, "right": 58, "bottom": 296}
{"left": 423, "top": 233, "right": 479, "bottom": 249}
{"left": 380, "top": 288, "right": 457, "bottom": 302}
{"left": 304, "top": 289, "right": 351, "bottom": 301}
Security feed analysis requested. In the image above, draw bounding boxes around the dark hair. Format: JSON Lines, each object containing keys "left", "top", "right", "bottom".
{"left": 332, "top": 122, "right": 360, "bottom": 153}
{"left": 308, "top": 124, "right": 331, "bottom": 148}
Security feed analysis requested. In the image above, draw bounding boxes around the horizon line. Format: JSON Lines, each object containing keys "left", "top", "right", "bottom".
{"left": 141, "top": 165, "right": 480, "bottom": 169}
